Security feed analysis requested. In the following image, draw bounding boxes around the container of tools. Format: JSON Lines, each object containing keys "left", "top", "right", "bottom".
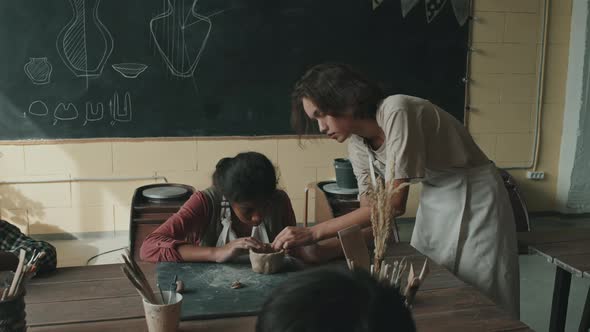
{"left": 121, "top": 250, "right": 183, "bottom": 332}
{"left": 0, "top": 248, "right": 42, "bottom": 332}
{"left": 0, "top": 282, "right": 26, "bottom": 332}
{"left": 143, "top": 290, "right": 183, "bottom": 332}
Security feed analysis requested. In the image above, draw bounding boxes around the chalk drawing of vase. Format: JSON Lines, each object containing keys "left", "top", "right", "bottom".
{"left": 56, "top": 0, "right": 114, "bottom": 78}
{"left": 24, "top": 58, "right": 53, "bottom": 85}
{"left": 150, "top": 0, "right": 211, "bottom": 78}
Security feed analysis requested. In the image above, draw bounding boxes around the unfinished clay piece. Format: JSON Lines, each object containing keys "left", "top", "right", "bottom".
{"left": 230, "top": 280, "right": 243, "bottom": 289}
{"left": 175, "top": 280, "right": 184, "bottom": 293}
{"left": 249, "top": 247, "right": 285, "bottom": 274}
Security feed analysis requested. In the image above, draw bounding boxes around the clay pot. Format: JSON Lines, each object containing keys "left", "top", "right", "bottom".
{"left": 249, "top": 248, "right": 285, "bottom": 274}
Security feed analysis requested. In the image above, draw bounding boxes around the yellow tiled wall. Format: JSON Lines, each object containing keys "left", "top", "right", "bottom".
{"left": 0, "top": 0, "right": 573, "bottom": 234}
{"left": 470, "top": 0, "right": 571, "bottom": 211}
{"left": 0, "top": 139, "right": 349, "bottom": 234}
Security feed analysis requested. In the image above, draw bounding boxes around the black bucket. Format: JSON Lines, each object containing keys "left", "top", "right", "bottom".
{"left": 0, "top": 290, "right": 26, "bottom": 332}
{"left": 333, "top": 158, "right": 358, "bottom": 189}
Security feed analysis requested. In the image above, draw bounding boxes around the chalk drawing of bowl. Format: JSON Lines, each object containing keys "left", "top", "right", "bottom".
{"left": 112, "top": 63, "right": 148, "bottom": 78}
{"left": 28, "top": 100, "right": 49, "bottom": 116}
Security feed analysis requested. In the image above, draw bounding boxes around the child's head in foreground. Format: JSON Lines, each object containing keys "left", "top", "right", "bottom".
{"left": 256, "top": 266, "right": 416, "bottom": 332}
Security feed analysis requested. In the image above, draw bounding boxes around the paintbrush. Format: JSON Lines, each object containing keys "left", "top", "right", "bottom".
{"left": 8, "top": 250, "right": 26, "bottom": 297}
{"left": 121, "top": 266, "right": 153, "bottom": 302}
{"left": 157, "top": 283, "right": 165, "bottom": 304}
{"left": 122, "top": 252, "right": 155, "bottom": 299}
{"left": 168, "top": 275, "right": 177, "bottom": 304}
{"left": 403, "top": 258, "right": 430, "bottom": 306}
{"left": 121, "top": 251, "right": 157, "bottom": 303}
{"left": 123, "top": 250, "right": 153, "bottom": 295}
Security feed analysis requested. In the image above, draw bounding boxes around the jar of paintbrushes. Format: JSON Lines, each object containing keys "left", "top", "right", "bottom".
{"left": 0, "top": 286, "right": 26, "bottom": 332}
{"left": 121, "top": 250, "right": 183, "bottom": 332}
{"left": 0, "top": 249, "right": 45, "bottom": 332}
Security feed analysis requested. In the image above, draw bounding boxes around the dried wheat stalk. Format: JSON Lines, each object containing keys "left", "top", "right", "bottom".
{"left": 365, "top": 171, "right": 410, "bottom": 276}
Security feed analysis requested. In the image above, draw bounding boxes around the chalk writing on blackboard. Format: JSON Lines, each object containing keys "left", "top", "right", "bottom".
{"left": 24, "top": 58, "right": 53, "bottom": 85}
{"left": 111, "top": 63, "right": 148, "bottom": 79}
{"left": 84, "top": 101, "right": 104, "bottom": 125}
{"left": 28, "top": 100, "right": 50, "bottom": 117}
{"left": 109, "top": 91, "right": 132, "bottom": 125}
{"left": 53, "top": 102, "right": 79, "bottom": 125}
{"left": 24, "top": 92, "right": 134, "bottom": 127}
{"left": 150, "top": 0, "right": 212, "bottom": 78}
{"left": 0, "top": 0, "right": 469, "bottom": 140}
{"left": 56, "top": 0, "right": 114, "bottom": 79}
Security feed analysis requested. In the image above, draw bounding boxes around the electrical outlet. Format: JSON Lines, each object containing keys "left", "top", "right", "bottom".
{"left": 526, "top": 171, "right": 545, "bottom": 180}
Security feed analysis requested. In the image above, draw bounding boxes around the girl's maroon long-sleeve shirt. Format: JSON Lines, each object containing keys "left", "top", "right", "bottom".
{"left": 140, "top": 190, "right": 296, "bottom": 262}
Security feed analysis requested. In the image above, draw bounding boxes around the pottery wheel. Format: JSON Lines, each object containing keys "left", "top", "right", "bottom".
{"left": 142, "top": 186, "right": 188, "bottom": 200}
{"left": 322, "top": 183, "right": 359, "bottom": 195}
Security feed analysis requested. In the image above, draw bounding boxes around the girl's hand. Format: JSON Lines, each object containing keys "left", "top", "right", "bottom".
{"left": 215, "top": 237, "right": 263, "bottom": 263}
{"left": 272, "top": 226, "right": 317, "bottom": 250}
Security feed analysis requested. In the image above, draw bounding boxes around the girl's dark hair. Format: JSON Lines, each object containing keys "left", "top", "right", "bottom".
{"left": 291, "top": 63, "right": 386, "bottom": 135}
{"left": 212, "top": 151, "right": 277, "bottom": 203}
{"left": 256, "top": 267, "right": 416, "bottom": 332}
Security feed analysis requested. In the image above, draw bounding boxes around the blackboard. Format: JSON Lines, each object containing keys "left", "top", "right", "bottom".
{"left": 0, "top": 0, "right": 468, "bottom": 140}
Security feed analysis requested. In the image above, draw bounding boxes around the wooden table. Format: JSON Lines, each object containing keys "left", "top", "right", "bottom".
{"left": 26, "top": 244, "right": 532, "bottom": 331}
{"left": 518, "top": 230, "right": 590, "bottom": 332}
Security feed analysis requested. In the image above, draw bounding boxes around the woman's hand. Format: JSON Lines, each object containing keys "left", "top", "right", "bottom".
{"left": 271, "top": 226, "right": 317, "bottom": 250}
{"left": 214, "top": 237, "right": 263, "bottom": 263}
{"left": 286, "top": 244, "right": 324, "bottom": 264}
